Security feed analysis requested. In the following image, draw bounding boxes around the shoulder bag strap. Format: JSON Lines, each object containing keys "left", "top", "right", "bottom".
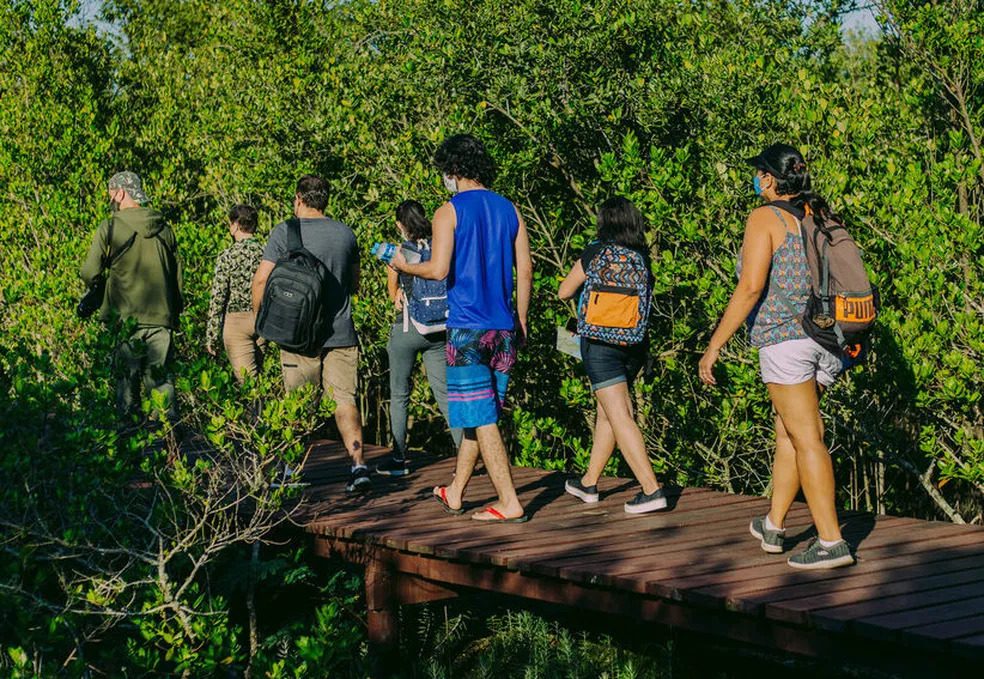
{"left": 286, "top": 218, "right": 302, "bottom": 252}
{"left": 101, "top": 214, "right": 116, "bottom": 269}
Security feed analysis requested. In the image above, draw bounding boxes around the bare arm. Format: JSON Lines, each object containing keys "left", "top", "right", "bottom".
{"left": 386, "top": 265, "right": 405, "bottom": 311}
{"left": 558, "top": 260, "right": 585, "bottom": 300}
{"left": 513, "top": 211, "right": 533, "bottom": 338}
{"left": 391, "top": 202, "right": 455, "bottom": 280}
{"left": 386, "top": 266, "right": 399, "bottom": 302}
{"left": 698, "top": 208, "right": 776, "bottom": 385}
{"left": 251, "top": 259, "right": 275, "bottom": 314}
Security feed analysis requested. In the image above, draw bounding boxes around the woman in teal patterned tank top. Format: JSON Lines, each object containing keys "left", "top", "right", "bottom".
{"left": 698, "top": 144, "right": 854, "bottom": 571}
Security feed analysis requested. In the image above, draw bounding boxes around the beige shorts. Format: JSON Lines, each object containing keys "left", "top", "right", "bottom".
{"left": 280, "top": 345, "right": 358, "bottom": 405}
{"left": 758, "top": 337, "right": 843, "bottom": 387}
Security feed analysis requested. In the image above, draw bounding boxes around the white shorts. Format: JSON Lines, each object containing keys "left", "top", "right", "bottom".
{"left": 758, "top": 337, "right": 843, "bottom": 387}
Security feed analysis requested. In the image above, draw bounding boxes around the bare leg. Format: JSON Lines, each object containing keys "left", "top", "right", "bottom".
{"left": 768, "top": 413, "right": 799, "bottom": 528}
{"left": 582, "top": 402, "right": 616, "bottom": 487}
{"left": 437, "top": 429, "right": 480, "bottom": 510}
{"left": 334, "top": 402, "right": 365, "bottom": 466}
{"left": 595, "top": 383, "right": 660, "bottom": 495}
{"left": 767, "top": 381, "right": 842, "bottom": 542}
{"left": 471, "top": 423, "right": 524, "bottom": 520}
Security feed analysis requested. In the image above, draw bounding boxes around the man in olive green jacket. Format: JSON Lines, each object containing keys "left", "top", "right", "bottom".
{"left": 81, "top": 172, "right": 182, "bottom": 419}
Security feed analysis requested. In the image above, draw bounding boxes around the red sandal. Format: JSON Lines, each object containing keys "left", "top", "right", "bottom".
{"left": 432, "top": 486, "right": 465, "bottom": 515}
{"left": 471, "top": 506, "right": 529, "bottom": 523}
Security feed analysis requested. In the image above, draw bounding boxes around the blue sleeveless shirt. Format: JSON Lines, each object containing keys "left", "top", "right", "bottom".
{"left": 447, "top": 189, "right": 519, "bottom": 330}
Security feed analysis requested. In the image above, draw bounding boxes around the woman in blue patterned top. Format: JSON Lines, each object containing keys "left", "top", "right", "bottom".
{"left": 699, "top": 144, "right": 853, "bottom": 571}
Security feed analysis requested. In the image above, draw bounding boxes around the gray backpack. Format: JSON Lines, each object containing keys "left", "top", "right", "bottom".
{"left": 799, "top": 211, "right": 878, "bottom": 362}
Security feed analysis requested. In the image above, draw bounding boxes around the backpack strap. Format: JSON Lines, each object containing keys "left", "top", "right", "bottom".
{"left": 285, "top": 218, "right": 303, "bottom": 253}
{"left": 402, "top": 292, "right": 410, "bottom": 333}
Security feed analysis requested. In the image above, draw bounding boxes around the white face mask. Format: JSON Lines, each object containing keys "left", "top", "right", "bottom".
{"left": 442, "top": 174, "right": 458, "bottom": 194}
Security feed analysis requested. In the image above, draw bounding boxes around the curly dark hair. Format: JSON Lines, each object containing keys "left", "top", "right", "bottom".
{"left": 395, "top": 200, "right": 431, "bottom": 241}
{"left": 433, "top": 134, "right": 497, "bottom": 187}
{"left": 228, "top": 204, "right": 258, "bottom": 234}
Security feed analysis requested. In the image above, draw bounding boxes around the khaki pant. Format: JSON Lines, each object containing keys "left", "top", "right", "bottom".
{"left": 280, "top": 345, "right": 358, "bottom": 405}
{"left": 223, "top": 311, "right": 264, "bottom": 382}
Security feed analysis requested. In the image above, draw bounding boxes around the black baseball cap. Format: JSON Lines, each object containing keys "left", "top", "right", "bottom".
{"left": 745, "top": 143, "right": 801, "bottom": 177}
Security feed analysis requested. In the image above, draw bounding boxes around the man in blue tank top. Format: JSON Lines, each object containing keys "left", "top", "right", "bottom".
{"left": 392, "top": 135, "right": 533, "bottom": 523}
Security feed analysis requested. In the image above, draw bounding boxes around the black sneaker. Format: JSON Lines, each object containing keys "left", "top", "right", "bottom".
{"left": 564, "top": 477, "right": 599, "bottom": 503}
{"left": 375, "top": 455, "right": 410, "bottom": 477}
{"left": 346, "top": 466, "right": 372, "bottom": 493}
{"left": 624, "top": 487, "right": 668, "bottom": 514}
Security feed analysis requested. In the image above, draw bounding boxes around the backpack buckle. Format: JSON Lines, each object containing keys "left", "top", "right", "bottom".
{"left": 812, "top": 313, "right": 835, "bottom": 329}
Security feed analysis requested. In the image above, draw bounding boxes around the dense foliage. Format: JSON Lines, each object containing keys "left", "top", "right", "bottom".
{"left": 1, "top": 0, "right": 982, "bottom": 674}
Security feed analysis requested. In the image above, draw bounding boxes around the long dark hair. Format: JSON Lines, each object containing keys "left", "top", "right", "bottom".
{"left": 597, "top": 197, "right": 648, "bottom": 256}
{"left": 395, "top": 200, "right": 431, "bottom": 241}
{"left": 750, "top": 143, "right": 838, "bottom": 229}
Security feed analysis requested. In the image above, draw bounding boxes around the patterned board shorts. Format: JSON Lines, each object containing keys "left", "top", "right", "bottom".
{"left": 446, "top": 328, "right": 518, "bottom": 429}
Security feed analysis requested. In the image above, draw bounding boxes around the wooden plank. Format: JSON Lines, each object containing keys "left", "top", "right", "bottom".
{"left": 697, "top": 551, "right": 984, "bottom": 610}
{"left": 321, "top": 484, "right": 722, "bottom": 558}
{"left": 805, "top": 581, "right": 984, "bottom": 633}
{"left": 851, "top": 595, "right": 984, "bottom": 641}
{"left": 644, "top": 522, "right": 983, "bottom": 599}
{"left": 521, "top": 504, "right": 818, "bottom": 577}
{"left": 905, "top": 615, "right": 984, "bottom": 643}
{"left": 430, "top": 492, "right": 765, "bottom": 570}
{"left": 518, "top": 509, "right": 817, "bottom": 596}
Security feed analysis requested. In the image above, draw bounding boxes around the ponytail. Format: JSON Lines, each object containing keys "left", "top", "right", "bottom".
{"left": 766, "top": 148, "right": 838, "bottom": 230}
{"left": 790, "top": 189, "right": 838, "bottom": 231}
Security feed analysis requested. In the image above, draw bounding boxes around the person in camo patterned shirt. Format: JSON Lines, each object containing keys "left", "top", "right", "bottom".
{"left": 206, "top": 204, "right": 265, "bottom": 381}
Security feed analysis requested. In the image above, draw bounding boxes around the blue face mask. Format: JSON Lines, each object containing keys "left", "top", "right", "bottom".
{"left": 753, "top": 175, "right": 763, "bottom": 196}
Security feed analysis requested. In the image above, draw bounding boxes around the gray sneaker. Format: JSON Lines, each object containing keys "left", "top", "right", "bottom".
{"left": 787, "top": 538, "right": 854, "bottom": 570}
{"left": 624, "top": 488, "right": 668, "bottom": 514}
{"left": 749, "top": 516, "right": 785, "bottom": 554}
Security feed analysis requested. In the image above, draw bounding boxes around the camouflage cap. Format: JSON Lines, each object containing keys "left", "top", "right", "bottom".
{"left": 107, "top": 171, "right": 149, "bottom": 204}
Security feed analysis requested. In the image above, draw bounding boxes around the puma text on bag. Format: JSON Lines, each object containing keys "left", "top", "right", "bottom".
{"left": 800, "top": 212, "right": 878, "bottom": 362}
{"left": 255, "top": 219, "right": 331, "bottom": 355}
{"left": 577, "top": 243, "right": 651, "bottom": 346}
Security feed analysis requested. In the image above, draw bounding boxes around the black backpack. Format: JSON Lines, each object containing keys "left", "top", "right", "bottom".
{"left": 255, "top": 219, "right": 331, "bottom": 356}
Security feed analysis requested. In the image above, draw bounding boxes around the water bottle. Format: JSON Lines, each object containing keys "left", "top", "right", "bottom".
{"left": 371, "top": 242, "right": 423, "bottom": 265}
{"left": 370, "top": 242, "right": 398, "bottom": 264}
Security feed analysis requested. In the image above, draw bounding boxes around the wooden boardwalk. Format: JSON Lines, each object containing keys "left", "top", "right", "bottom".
{"left": 295, "top": 441, "right": 984, "bottom": 675}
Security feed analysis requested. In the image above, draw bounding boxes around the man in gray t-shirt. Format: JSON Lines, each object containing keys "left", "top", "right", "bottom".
{"left": 262, "top": 216, "right": 358, "bottom": 348}
{"left": 252, "top": 174, "right": 369, "bottom": 493}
